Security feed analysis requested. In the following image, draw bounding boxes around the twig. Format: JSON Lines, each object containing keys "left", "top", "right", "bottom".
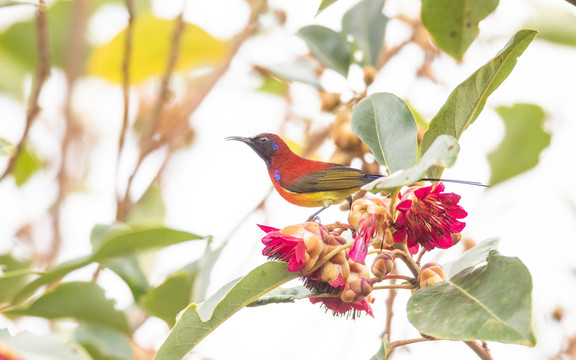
{"left": 46, "top": 0, "right": 89, "bottom": 266}
{"left": 116, "top": 11, "right": 184, "bottom": 221}
{"left": 387, "top": 337, "right": 434, "bottom": 355}
{"left": 464, "top": 341, "right": 494, "bottom": 360}
{"left": 0, "top": 0, "right": 50, "bottom": 182}
{"left": 383, "top": 275, "right": 397, "bottom": 337}
{"left": 373, "top": 284, "right": 415, "bottom": 290}
{"left": 117, "top": 0, "right": 135, "bottom": 168}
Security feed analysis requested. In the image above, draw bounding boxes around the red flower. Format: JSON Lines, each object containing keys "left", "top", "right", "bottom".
{"left": 309, "top": 296, "right": 374, "bottom": 318}
{"left": 259, "top": 224, "right": 309, "bottom": 272}
{"left": 393, "top": 182, "right": 467, "bottom": 254}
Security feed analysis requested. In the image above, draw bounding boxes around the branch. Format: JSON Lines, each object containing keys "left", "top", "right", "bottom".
{"left": 117, "top": 0, "right": 135, "bottom": 165}
{"left": 0, "top": 0, "right": 50, "bottom": 182}
{"left": 464, "top": 341, "right": 494, "bottom": 360}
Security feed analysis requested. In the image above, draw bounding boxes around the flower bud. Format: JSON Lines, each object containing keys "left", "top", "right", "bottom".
{"left": 348, "top": 196, "right": 392, "bottom": 262}
{"left": 371, "top": 252, "right": 395, "bottom": 279}
{"left": 363, "top": 65, "right": 377, "bottom": 86}
{"left": 419, "top": 262, "right": 445, "bottom": 288}
{"left": 320, "top": 91, "right": 341, "bottom": 112}
{"left": 340, "top": 271, "right": 373, "bottom": 303}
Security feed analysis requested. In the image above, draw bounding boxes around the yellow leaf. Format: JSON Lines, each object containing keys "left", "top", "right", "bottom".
{"left": 87, "top": 12, "right": 229, "bottom": 83}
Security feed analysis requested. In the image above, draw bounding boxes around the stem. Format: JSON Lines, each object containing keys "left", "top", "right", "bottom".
{"left": 380, "top": 274, "right": 414, "bottom": 282}
{"left": 387, "top": 337, "right": 434, "bottom": 355}
{"left": 383, "top": 274, "right": 397, "bottom": 337}
{"left": 373, "top": 284, "right": 415, "bottom": 290}
{"left": 416, "top": 248, "right": 426, "bottom": 264}
{"left": 464, "top": 341, "right": 494, "bottom": 360}
{"left": 392, "top": 244, "right": 421, "bottom": 279}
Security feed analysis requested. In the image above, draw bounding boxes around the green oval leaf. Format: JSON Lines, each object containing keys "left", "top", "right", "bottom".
{"left": 8, "top": 281, "right": 131, "bottom": 334}
{"left": 407, "top": 252, "right": 535, "bottom": 346}
{"left": 444, "top": 237, "right": 500, "bottom": 278}
{"left": 154, "top": 262, "right": 297, "bottom": 360}
{"left": 421, "top": 0, "right": 499, "bottom": 60}
{"left": 488, "top": 103, "right": 551, "bottom": 186}
{"left": 342, "top": 0, "right": 388, "bottom": 66}
{"left": 297, "top": 25, "right": 351, "bottom": 77}
{"left": 421, "top": 29, "right": 537, "bottom": 178}
{"left": 141, "top": 271, "right": 193, "bottom": 327}
{"left": 362, "top": 135, "right": 458, "bottom": 192}
{"left": 351, "top": 92, "right": 418, "bottom": 174}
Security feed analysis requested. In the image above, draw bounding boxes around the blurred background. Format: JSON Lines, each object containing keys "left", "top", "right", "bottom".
{"left": 1, "top": 0, "right": 576, "bottom": 359}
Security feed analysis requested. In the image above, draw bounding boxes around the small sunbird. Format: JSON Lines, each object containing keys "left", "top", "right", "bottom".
{"left": 227, "top": 133, "right": 481, "bottom": 218}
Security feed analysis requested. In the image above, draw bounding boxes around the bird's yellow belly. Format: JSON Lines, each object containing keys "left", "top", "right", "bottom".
{"left": 273, "top": 183, "right": 359, "bottom": 208}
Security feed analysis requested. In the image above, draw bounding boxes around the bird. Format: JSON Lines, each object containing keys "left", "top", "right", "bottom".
{"left": 227, "top": 133, "right": 481, "bottom": 219}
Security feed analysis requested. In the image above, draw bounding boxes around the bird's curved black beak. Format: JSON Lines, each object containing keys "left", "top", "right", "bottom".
{"left": 226, "top": 135, "right": 269, "bottom": 163}
{"left": 225, "top": 135, "right": 252, "bottom": 144}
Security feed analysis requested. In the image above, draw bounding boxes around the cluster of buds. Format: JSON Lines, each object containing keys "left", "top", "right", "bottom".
{"left": 258, "top": 182, "right": 467, "bottom": 318}
{"left": 259, "top": 222, "right": 375, "bottom": 317}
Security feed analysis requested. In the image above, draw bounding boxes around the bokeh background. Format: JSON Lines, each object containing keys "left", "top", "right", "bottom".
{"left": 1, "top": 0, "right": 576, "bottom": 359}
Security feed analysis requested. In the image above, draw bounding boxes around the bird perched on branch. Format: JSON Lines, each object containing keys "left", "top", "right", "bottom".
{"left": 227, "top": 133, "right": 478, "bottom": 219}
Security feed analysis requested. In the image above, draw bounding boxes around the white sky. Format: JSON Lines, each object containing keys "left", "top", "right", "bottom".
{"left": 1, "top": 0, "right": 576, "bottom": 359}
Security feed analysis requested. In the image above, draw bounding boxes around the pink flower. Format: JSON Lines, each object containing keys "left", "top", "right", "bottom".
{"left": 348, "top": 197, "right": 393, "bottom": 263}
{"left": 393, "top": 182, "right": 467, "bottom": 254}
{"left": 309, "top": 296, "right": 374, "bottom": 318}
{"left": 259, "top": 224, "right": 309, "bottom": 272}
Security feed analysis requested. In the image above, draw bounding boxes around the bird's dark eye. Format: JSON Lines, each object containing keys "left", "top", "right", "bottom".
{"left": 259, "top": 137, "right": 268, "bottom": 143}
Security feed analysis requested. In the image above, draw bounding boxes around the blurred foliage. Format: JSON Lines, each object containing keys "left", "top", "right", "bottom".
{"left": 0, "top": 0, "right": 574, "bottom": 358}
{"left": 87, "top": 12, "right": 229, "bottom": 83}
{"left": 488, "top": 104, "right": 551, "bottom": 186}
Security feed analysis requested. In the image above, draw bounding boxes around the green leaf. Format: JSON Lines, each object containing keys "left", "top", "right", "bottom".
{"left": 407, "top": 252, "right": 535, "bottom": 346}
{"left": 488, "top": 104, "right": 550, "bottom": 186}
{"left": 421, "top": 29, "right": 537, "bottom": 178}
{"left": 524, "top": 7, "right": 576, "bottom": 47}
{"left": 370, "top": 334, "right": 390, "bottom": 360}
{"left": 76, "top": 323, "right": 133, "bottom": 360}
{"left": 186, "top": 239, "right": 225, "bottom": 303}
{"left": 257, "top": 75, "right": 288, "bottom": 96}
{"left": 247, "top": 285, "right": 318, "bottom": 307}
{"left": 297, "top": 25, "right": 352, "bottom": 77}
{"left": 91, "top": 224, "right": 202, "bottom": 260}
{"left": 443, "top": 238, "right": 500, "bottom": 278}
{"left": 12, "top": 255, "right": 93, "bottom": 305}
{"left": 262, "top": 59, "right": 322, "bottom": 88}
{"left": 0, "top": 329, "right": 91, "bottom": 360}
{"left": 316, "top": 0, "right": 339, "bottom": 16}
{"left": 363, "top": 135, "right": 458, "bottom": 192}
{"left": 8, "top": 281, "right": 131, "bottom": 334}
{"left": 421, "top": 0, "right": 499, "bottom": 60}
{"left": 126, "top": 184, "right": 166, "bottom": 224}
{"left": 13, "top": 145, "right": 44, "bottom": 186}
{"left": 0, "top": 254, "right": 32, "bottom": 304}
{"left": 351, "top": 92, "right": 418, "bottom": 174}
{"left": 342, "top": 0, "right": 387, "bottom": 66}
{"left": 13, "top": 224, "right": 202, "bottom": 305}
{"left": 101, "top": 255, "right": 149, "bottom": 301}
{"left": 154, "top": 262, "right": 297, "bottom": 360}
{"left": 140, "top": 271, "right": 193, "bottom": 327}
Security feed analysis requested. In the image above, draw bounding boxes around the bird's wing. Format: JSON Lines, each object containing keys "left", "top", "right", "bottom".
{"left": 283, "top": 165, "right": 376, "bottom": 193}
